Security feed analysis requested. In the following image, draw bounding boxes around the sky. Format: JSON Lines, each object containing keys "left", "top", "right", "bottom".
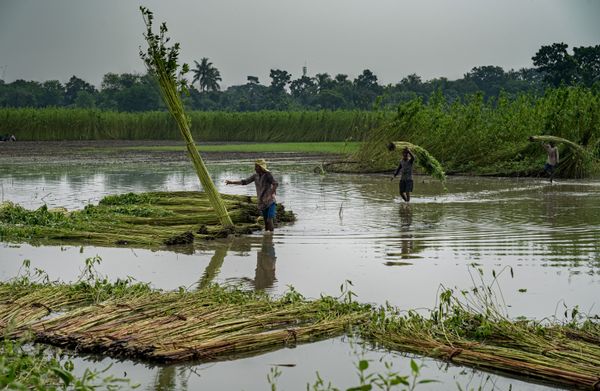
{"left": 1, "top": 0, "right": 599, "bottom": 88}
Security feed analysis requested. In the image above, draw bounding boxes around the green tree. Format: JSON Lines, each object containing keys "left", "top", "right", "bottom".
{"left": 315, "top": 72, "right": 334, "bottom": 91}
{"left": 353, "top": 69, "right": 381, "bottom": 108}
{"left": 290, "top": 75, "right": 317, "bottom": 106}
{"left": 464, "top": 65, "right": 507, "bottom": 97}
{"left": 192, "top": 58, "right": 222, "bottom": 92}
{"left": 2, "top": 80, "right": 40, "bottom": 107}
{"left": 269, "top": 69, "right": 292, "bottom": 93}
{"left": 39, "top": 80, "right": 64, "bottom": 107}
{"left": 64, "top": 76, "right": 96, "bottom": 106}
{"left": 532, "top": 43, "right": 577, "bottom": 87}
{"left": 354, "top": 69, "right": 380, "bottom": 90}
{"left": 334, "top": 73, "right": 351, "bottom": 85}
{"left": 99, "top": 72, "right": 161, "bottom": 111}
{"left": 573, "top": 45, "right": 600, "bottom": 87}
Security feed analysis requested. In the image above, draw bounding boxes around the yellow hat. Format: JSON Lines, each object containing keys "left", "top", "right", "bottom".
{"left": 254, "top": 158, "right": 269, "bottom": 172}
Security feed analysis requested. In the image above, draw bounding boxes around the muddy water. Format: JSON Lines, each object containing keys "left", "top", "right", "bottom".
{"left": 1, "top": 159, "right": 599, "bottom": 390}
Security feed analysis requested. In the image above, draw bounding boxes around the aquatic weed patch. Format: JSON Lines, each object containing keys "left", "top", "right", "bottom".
{"left": 0, "top": 337, "right": 133, "bottom": 390}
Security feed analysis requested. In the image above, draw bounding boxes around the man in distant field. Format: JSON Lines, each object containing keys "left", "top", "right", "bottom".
{"left": 543, "top": 141, "right": 559, "bottom": 183}
{"left": 391, "top": 147, "right": 415, "bottom": 202}
{"left": 225, "top": 159, "right": 279, "bottom": 232}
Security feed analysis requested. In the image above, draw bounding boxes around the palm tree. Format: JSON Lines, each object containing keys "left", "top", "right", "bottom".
{"left": 192, "top": 58, "right": 222, "bottom": 92}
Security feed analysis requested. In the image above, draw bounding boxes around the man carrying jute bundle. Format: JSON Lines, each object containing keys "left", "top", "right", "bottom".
{"left": 225, "top": 159, "right": 279, "bottom": 232}
{"left": 391, "top": 147, "right": 415, "bottom": 202}
{"left": 542, "top": 141, "right": 559, "bottom": 183}
{"left": 530, "top": 136, "right": 559, "bottom": 183}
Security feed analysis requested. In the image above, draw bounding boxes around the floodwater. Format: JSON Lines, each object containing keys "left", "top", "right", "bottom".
{"left": 1, "top": 158, "right": 599, "bottom": 390}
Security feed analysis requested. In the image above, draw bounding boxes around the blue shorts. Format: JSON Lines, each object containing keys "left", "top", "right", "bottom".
{"left": 262, "top": 202, "right": 276, "bottom": 220}
{"left": 544, "top": 163, "right": 556, "bottom": 173}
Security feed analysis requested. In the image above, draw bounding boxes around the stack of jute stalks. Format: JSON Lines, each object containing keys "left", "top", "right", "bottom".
{"left": 0, "top": 282, "right": 370, "bottom": 363}
{"left": 0, "top": 191, "right": 295, "bottom": 248}
{"left": 0, "top": 276, "right": 599, "bottom": 388}
{"left": 365, "top": 287, "right": 600, "bottom": 390}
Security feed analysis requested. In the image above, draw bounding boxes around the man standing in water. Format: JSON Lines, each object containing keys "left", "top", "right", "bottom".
{"left": 391, "top": 147, "right": 415, "bottom": 202}
{"left": 542, "top": 141, "right": 559, "bottom": 183}
{"left": 225, "top": 159, "right": 279, "bottom": 232}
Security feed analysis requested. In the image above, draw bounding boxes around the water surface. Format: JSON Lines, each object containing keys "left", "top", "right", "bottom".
{"left": 1, "top": 159, "right": 598, "bottom": 390}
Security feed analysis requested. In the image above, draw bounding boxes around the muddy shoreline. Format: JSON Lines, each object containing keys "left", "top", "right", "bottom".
{"left": 0, "top": 140, "right": 339, "bottom": 165}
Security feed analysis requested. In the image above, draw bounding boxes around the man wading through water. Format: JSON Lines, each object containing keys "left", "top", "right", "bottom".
{"left": 225, "top": 159, "right": 279, "bottom": 232}
{"left": 542, "top": 141, "right": 559, "bottom": 183}
{"left": 391, "top": 147, "right": 415, "bottom": 202}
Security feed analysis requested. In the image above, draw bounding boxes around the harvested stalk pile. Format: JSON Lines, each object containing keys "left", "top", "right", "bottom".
{"left": 0, "top": 272, "right": 598, "bottom": 388}
{"left": 365, "top": 287, "right": 600, "bottom": 390}
{"left": 529, "top": 135, "right": 597, "bottom": 178}
{"left": 0, "top": 281, "right": 370, "bottom": 363}
{"left": 0, "top": 191, "right": 295, "bottom": 249}
{"left": 387, "top": 141, "right": 447, "bottom": 184}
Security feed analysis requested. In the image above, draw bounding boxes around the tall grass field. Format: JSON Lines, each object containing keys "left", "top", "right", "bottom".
{"left": 0, "top": 109, "right": 389, "bottom": 142}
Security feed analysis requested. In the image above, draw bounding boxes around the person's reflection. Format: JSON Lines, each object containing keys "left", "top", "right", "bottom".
{"left": 399, "top": 205, "right": 415, "bottom": 257}
{"left": 254, "top": 234, "right": 277, "bottom": 290}
{"left": 399, "top": 204, "right": 413, "bottom": 230}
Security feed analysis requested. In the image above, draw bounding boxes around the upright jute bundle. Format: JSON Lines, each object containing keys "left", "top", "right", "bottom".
{"left": 139, "top": 7, "right": 233, "bottom": 227}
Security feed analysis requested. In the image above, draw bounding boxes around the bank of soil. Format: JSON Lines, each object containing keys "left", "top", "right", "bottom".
{"left": 0, "top": 140, "right": 339, "bottom": 166}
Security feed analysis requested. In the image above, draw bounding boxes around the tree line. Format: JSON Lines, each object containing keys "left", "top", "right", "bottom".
{"left": 0, "top": 43, "right": 598, "bottom": 112}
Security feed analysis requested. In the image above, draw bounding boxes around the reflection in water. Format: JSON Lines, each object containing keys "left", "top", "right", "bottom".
{"left": 397, "top": 206, "right": 415, "bottom": 259}
{"left": 385, "top": 205, "right": 425, "bottom": 263}
{"left": 152, "top": 365, "right": 190, "bottom": 391}
{"left": 153, "top": 366, "right": 175, "bottom": 391}
{"left": 255, "top": 235, "right": 277, "bottom": 290}
{"left": 398, "top": 204, "right": 412, "bottom": 230}
{"left": 196, "top": 235, "right": 277, "bottom": 291}
{"left": 197, "top": 245, "right": 230, "bottom": 289}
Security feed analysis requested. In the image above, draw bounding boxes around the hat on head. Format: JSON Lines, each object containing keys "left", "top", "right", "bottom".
{"left": 255, "top": 158, "right": 269, "bottom": 172}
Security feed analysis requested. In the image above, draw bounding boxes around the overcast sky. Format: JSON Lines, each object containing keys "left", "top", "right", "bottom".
{"left": 1, "top": 0, "right": 599, "bottom": 88}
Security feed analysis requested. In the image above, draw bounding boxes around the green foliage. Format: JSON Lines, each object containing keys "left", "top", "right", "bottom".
{"left": 192, "top": 58, "right": 222, "bottom": 92}
{"left": 98, "top": 192, "right": 154, "bottom": 206}
{"left": 0, "top": 203, "right": 70, "bottom": 228}
{"left": 0, "top": 108, "right": 389, "bottom": 141}
{"left": 298, "top": 345, "right": 431, "bottom": 391}
{"left": 0, "top": 338, "right": 133, "bottom": 390}
{"left": 353, "top": 87, "right": 600, "bottom": 178}
{"left": 532, "top": 43, "right": 600, "bottom": 87}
